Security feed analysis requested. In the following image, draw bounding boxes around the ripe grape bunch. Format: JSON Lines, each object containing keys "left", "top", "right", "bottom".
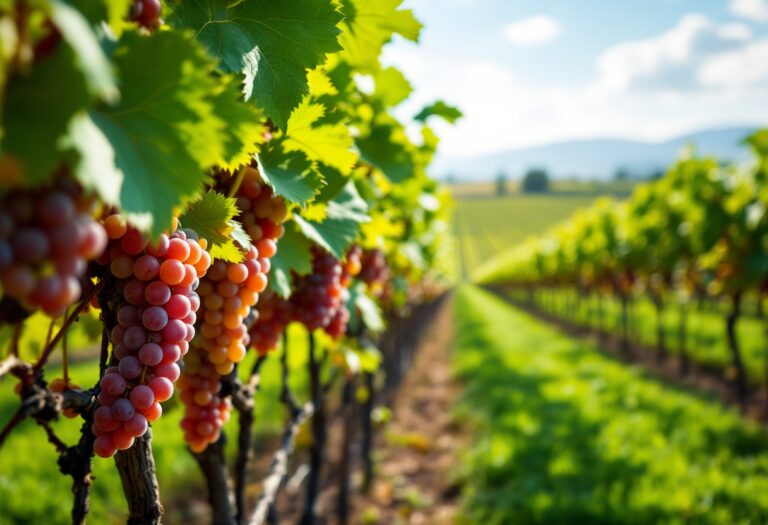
{"left": 129, "top": 0, "right": 162, "bottom": 29}
{"left": 324, "top": 246, "right": 362, "bottom": 340}
{"left": 179, "top": 169, "right": 286, "bottom": 452}
{"left": 0, "top": 180, "right": 107, "bottom": 316}
{"left": 290, "top": 246, "right": 347, "bottom": 333}
{"left": 248, "top": 289, "right": 292, "bottom": 355}
{"left": 91, "top": 215, "right": 211, "bottom": 458}
{"left": 358, "top": 249, "right": 389, "bottom": 294}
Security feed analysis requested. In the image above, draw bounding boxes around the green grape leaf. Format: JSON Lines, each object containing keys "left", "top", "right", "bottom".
{"left": 64, "top": 111, "right": 123, "bottom": 204}
{"left": 284, "top": 96, "right": 358, "bottom": 174}
{"left": 211, "top": 78, "right": 265, "bottom": 170}
{"left": 51, "top": 0, "right": 118, "bottom": 101}
{"left": 258, "top": 144, "right": 324, "bottom": 205}
{"left": 349, "top": 282, "right": 384, "bottom": 332}
{"left": 209, "top": 238, "right": 245, "bottom": 263}
{"left": 180, "top": 191, "right": 250, "bottom": 263}
{"left": 179, "top": 191, "right": 239, "bottom": 247}
{"left": 373, "top": 67, "right": 411, "bottom": 107}
{"left": 1, "top": 45, "right": 89, "bottom": 185}
{"left": 314, "top": 165, "right": 348, "bottom": 202}
{"left": 294, "top": 181, "right": 369, "bottom": 258}
{"left": 414, "top": 101, "right": 463, "bottom": 124}
{"left": 357, "top": 124, "right": 415, "bottom": 182}
{"left": 81, "top": 31, "right": 224, "bottom": 236}
{"left": 338, "top": 0, "right": 421, "bottom": 71}
{"left": 229, "top": 220, "right": 252, "bottom": 250}
{"left": 269, "top": 221, "right": 312, "bottom": 297}
{"left": 169, "top": 0, "right": 343, "bottom": 130}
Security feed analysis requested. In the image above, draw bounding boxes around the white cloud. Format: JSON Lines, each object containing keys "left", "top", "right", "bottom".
{"left": 594, "top": 14, "right": 753, "bottom": 92}
{"left": 503, "top": 15, "right": 561, "bottom": 46}
{"left": 730, "top": 0, "right": 768, "bottom": 21}
{"left": 381, "top": 11, "right": 768, "bottom": 164}
{"left": 699, "top": 40, "right": 768, "bottom": 87}
{"left": 717, "top": 23, "right": 753, "bottom": 41}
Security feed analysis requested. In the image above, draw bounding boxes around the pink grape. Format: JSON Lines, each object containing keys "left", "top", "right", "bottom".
{"left": 144, "top": 281, "right": 171, "bottom": 306}
{"left": 134, "top": 255, "right": 160, "bottom": 281}
{"left": 123, "top": 326, "right": 147, "bottom": 350}
{"left": 165, "top": 294, "right": 191, "bottom": 319}
{"left": 101, "top": 373, "right": 126, "bottom": 396}
{"left": 142, "top": 306, "right": 168, "bottom": 331}
{"left": 138, "top": 342, "right": 163, "bottom": 366}
{"left": 149, "top": 377, "right": 174, "bottom": 402}
{"left": 124, "top": 414, "right": 148, "bottom": 438}
{"left": 118, "top": 356, "right": 142, "bottom": 379}
{"left": 112, "top": 398, "right": 136, "bottom": 422}
{"left": 129, "top": 385, "right": 154, "bottom": 410}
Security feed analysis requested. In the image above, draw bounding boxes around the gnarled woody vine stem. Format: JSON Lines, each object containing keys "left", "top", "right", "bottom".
{"left": 114, "top": 428, "right": 163, "bottom": 525}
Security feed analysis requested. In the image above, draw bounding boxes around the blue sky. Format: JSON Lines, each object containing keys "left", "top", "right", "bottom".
{"left": 384, "top": 0, "right": 768, "bottom": 160}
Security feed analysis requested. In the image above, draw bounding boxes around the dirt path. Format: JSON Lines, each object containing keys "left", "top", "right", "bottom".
{"left": 343, "top": 296, "right": 464, "bottom": 524}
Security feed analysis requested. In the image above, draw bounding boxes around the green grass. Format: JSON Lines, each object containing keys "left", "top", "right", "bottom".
{"left": 453, "top": 285, "right": 768, "bottom": 524}
{"left": 514, "top": 288, "right": 768, "bottom": 385}
{"left": 0, "top": 324, "right": 315, "bottom": 525}
{"left": 454, "top": 194, "right": 599, "bottom": 280}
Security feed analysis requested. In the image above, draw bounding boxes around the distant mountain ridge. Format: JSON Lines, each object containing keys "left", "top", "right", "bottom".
{"left": 434, "top": 126, "right": 758, "bottom": 182}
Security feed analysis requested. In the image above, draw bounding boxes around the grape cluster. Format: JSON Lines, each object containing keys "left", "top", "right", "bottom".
{"left": 358, "top": 249, "right": 389, "bottom": 294}
{"left": 290, "top": 246, "right": 344, "bottom": 331}
{"left": 235, "top": 166, "right": 287, "bottom": 259}
{"left": 129, "top": 0, "right": 162, "bottom": 28}
{"left": 179, "top": 171, "right": 286, "bottom": 452}
{"left": 91, "top": 215, "right": 211, "bottom": 458}
{"left": 0, "top": 182, "right": 107, "bottom": 316}
{"left": 324, "top": 246, "right": 362, "bottom": 340}
{"left": 248, "top": 289, "right": 292, "bottom": 355}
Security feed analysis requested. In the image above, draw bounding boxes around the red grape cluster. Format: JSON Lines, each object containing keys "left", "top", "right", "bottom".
{"left": 129, "top": 0, "right": 162, "bottom": 28}
{"left": 179, "top": 172, "right": 286, "bottom": 452}
{"left": 91, "top": 215, "right": 211, "bottom": 458}
{"left": 248, "top": 289, "right": 292, "bottom": 355}
{"left": 290, "top": 246, "right": 345, "bottom": 332}
{"left": 0, "top": 182, "right": 107, "bottom": 316}
{"left": 324, "top": 246, "right": 362, "bottom": 340}
{"left": 358, "top": 249, "right": 389, "bottom": 293}
{"left": 236, "top": 166, "right": 287, "bottom": 258}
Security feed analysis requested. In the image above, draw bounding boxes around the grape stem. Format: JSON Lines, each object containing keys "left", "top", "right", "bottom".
{"left": 247, "top": 400, "right": 314, "bottom": 525}
{"left": 227, "top": 166, "right": 247, "bottom": 198}
{"left": 32, "top": 280, "right": 105, "bottom": 375}
{"left": 62, "top": 308, "right": 69, "bottom": 386}
{"left": 8, "top": 322, "right": 23, "bottom": 357}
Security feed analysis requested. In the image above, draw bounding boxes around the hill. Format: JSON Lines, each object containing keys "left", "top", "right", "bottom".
{"left": 435, "top": 126, "right": 757, "bottom": 182}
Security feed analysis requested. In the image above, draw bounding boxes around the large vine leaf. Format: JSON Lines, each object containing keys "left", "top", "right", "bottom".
{"left": 169, "top": 0, "right": 343, "bottom": 130}
{"left": 73, "top": 31, "right": 224, "bottom": 236}
{"left": 211, "top": 78, "right": 266, "bottom": 171}
{"left": 51, "top": 0, "right": 118, "bottom": 102}
{"left": 373, "top": 67, "right": 412, "bottom": 108}
{"left": 338, "top": 0, "right": 421, "bottom": 71}
{"left": 269, "top": 221, "right": 312, "bottom": 298}
{"left": 294, "top": 181, "right": 369, "bottom": 258}
{"left": 284, "top": 96, "right": 358, "bottom": 175}
{"left": 348, "top": 282, "right": 384, "bottom": 333}
{"left": 356, "top": 123, "right": 415, "bottom": 183}
{"left": 1, "top": 45, "right": 89, "bottom": 185}
{"left": 258, "top": 143, "right": 324, "bottom": 206}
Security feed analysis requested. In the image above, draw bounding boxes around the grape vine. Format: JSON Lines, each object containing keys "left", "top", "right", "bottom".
{"left": 0, "top": 0, "right": 459, "bottom": 523}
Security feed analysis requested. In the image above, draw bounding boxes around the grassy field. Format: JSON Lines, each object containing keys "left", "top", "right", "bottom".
{"left": 454, "top": 194, "right": 597, "bottom": 279}
{"left": 453, "top": 285, "right": 768, "bottom": 524}
{"left": 0, "top": 325, "right": 315, "bottom": 525}
{"left": 451, "top": 180, "right": 638, "bottom": 280}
